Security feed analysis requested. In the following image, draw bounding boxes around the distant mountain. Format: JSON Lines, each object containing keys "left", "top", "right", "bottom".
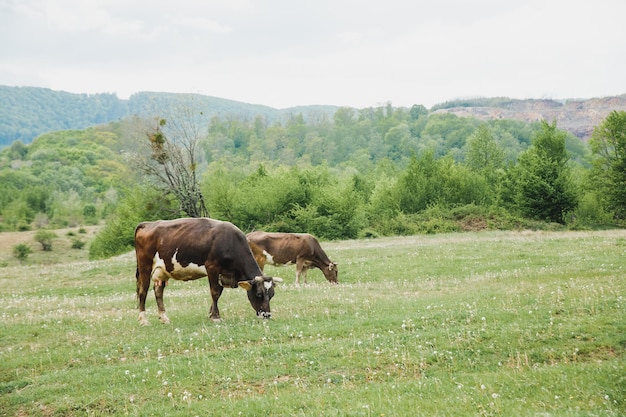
{"left": 1, "top": 85, "right": 625, "bottom": 148}
{"left": 431, "top": 95, "right": 626, "bottom": 140}
{"left": 0, "top": 86, "right": 338, "bottom": 148}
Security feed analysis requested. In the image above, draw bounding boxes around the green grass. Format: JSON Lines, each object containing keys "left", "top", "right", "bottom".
{"left": 1, "top": 230, "right": 625, "bottom": 416}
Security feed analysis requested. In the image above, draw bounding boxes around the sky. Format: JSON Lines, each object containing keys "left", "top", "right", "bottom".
{"left": 1, "top": 0, "right": 625, "bottom": 109}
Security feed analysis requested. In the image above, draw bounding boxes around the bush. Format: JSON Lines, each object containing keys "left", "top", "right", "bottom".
{"left": 35, "top": 230, "right": 56, "bottom": 251}
{"left": 13, "top": 243, "right": 32, "bottom": 261}
{"left": 371, "top": 212, "right": 421, "bottom": 236}
{"left": 71, "top": 238, "right": 86, "bottom": 249}
{"left": 89, "top": 185, "right": 177, "bottom": 259}
{"left": 569, "top": 192, "right": 614, "bottom": 227}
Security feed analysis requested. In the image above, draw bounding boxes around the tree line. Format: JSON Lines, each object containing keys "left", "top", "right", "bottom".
{"left": 0, "top": 86, "right": 337, "bottom": 147}
{"left": 0, "top": 102, "right": 624, "bottom": 260}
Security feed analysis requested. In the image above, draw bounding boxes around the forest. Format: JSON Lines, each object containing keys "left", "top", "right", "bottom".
{"left": 0, "top": 85, "right": 337, "bottom": 147}
{"left": 0, "top": 98, "right": 624, "bottom": 260}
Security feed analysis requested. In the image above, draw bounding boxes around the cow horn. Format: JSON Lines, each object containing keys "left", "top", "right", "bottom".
{"left": 254, "top": 276, "right": 264, "bottom": 282}
{"left": 272, "top": 277, "right": 283, "bottom": 283}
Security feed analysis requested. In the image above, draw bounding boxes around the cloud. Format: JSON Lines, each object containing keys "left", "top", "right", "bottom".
{"left": 174, "top": 17, "right": 232, "bottom": 34}
{"left": 0, "top": 0, "right": 624, "bottom": 108}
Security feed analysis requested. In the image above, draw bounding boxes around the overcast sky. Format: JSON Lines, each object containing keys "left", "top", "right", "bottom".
{"left": 1, "top": 0, "right": 625, "bottom": 109}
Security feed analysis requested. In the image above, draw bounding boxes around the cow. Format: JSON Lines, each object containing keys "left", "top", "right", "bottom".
{"left": 134, "top": 218, "right": 282, "bottom": 326}
{"left": 246, "top": 231, "right": 338, "bottom": 285}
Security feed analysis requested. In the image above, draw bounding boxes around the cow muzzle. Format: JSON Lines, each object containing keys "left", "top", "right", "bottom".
{"left": 257, "top": 311, "right": 272, "bottom": 319}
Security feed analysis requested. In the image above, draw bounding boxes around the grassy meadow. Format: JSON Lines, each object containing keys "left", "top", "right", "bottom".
{"left": 1, "top": 229, "right": 625, "bottom": 416}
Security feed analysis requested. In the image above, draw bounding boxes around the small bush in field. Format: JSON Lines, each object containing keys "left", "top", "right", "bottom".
{"left": 35, "top": 230, "right": 57, "bottom": 251}
{"left": 13, "top": 243, "right": 32, "bottom": 261}
{"left": 71, "top": 238, "right": 86, "bottom": 249}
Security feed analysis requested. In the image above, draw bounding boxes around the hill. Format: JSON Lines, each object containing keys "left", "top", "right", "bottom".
{"left": 0, "top": 86, "right": 338, "bottom": 148}
{"left": 2, "top": 85, "right": 626, "bottom": 147}
{"left": 432, "top": 95, "right": 626, "bottom": 140}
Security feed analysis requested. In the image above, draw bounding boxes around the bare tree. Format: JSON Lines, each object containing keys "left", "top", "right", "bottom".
{"left": 118, "top": 95, "right": 210, "bottom": 218}
{"left": 143, "top": 116, "right": 208, "bottom": 218}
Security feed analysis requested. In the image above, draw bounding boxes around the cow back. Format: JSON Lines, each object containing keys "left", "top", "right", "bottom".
{"left": 247, "top": 231, "right": 331, "bottom": 266}
{"left": 135, "top": 218, "right": 263, "bottom": 281}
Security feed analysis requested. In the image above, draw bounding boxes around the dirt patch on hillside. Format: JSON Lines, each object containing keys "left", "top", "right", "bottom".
{"left": 0, "top": 226, "right": 99, "bottom": 251}
{"left": 0, "top": 226, "right": 101, "bottom": 264}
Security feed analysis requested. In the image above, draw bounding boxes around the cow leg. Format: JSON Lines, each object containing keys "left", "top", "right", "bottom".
{"left": 296, "top": 259, "right": 307, "bottom": 285}
{"left": 154, "top": 281, "right": 170, "bottom": 324}
{"left": 136, "top": 266, "right": 152, "bottom": 326}
{"left": 208, "top": 273, "right": 223, "bottom": 321}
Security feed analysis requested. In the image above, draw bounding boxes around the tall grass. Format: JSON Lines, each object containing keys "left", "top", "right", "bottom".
{"left": 1, "top": 230, "right": 624, "bottom": 416}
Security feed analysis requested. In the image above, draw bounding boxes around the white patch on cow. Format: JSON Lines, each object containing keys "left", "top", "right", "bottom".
{"left": 151, "top": 250, "right": 208, "bottom": 283}
{"left": 263, "top": 250, "right": 275, "bottom": 264}
{"left": 263, "top": 281, "right": 272, "bottom": 290}
{"left": 151, "top": 252, "right": 170, "bottom": 285}
{"left": 264, "top": 249, "right": 292, "bottom": 266}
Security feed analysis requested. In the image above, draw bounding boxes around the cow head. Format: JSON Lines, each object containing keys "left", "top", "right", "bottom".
{"left": 238, "top": 276, "right": 283, "bottom": 318}
{"left": 323, "top": 262, "right": 339, "bottom": 284}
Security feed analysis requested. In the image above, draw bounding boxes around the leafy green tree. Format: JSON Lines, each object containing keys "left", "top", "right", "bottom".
{"left": 420, "top": 113, "right": 481, "bottom": 156}
{"left": 391, "top": 151, "right": 489, "bottom": 215}
{"left": 589, "top": 110, "right": 626, "bottom": 219}
{"left": 7, "top": 140, "right": 28, "bottom": 159}
{"left": 465, "top": 124, "right": 505, "bottom": 176}
{"left": 409, "top": 104, "right": 428, "bottom": 120}
{"left": 2, "top": 198, "right": 34, "bottom": 230}
{"left": 383, "top": 124, "right": 412, "bottom": 161}
{"left": 396, "top": 151, "right": 443, "bottom": 213}
{"left": 513, "top": 121, "right": 577, "bottom": 223}
{"left": 465, "top": 124, "right": 506, "bottom": 202}
{"left": 368, "top": 174, "right": 399, "bottom": 221}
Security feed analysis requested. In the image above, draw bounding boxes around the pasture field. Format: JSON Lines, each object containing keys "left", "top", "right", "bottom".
{"left": 1, "top": 230, "right": 625, "bottom": 416}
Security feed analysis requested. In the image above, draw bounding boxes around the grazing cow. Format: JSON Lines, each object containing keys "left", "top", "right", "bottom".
{"left": 246, "top": 231, "right": 338, "bottom": 284}
{"left": 134, "top": 218, "right": 282, "bottom": 325}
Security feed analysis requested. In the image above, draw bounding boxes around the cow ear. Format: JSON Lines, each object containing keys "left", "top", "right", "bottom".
{"left": 238, "top": 281, "right": 252, "bottom": 291}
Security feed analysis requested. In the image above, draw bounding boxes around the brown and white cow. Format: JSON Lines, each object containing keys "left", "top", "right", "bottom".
{"left": 246, "top": 231, "right": 338, "bottom": 284}
{"left": 134, "top": 218, "right": 282, "bottom": 325}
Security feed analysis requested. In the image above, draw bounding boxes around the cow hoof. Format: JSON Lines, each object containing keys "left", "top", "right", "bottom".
{"left": 138, "top": 312, "right": 150, "bottom": 326}
{"left": 211, "top": 317, "right": 222, "bottom": 323}
{"left": 158, "top": 313, "right": 170, "bottom": 324}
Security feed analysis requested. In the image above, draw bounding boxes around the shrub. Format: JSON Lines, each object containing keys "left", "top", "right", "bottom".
{"left": 35, "top": 230, "right": 56, "bottom": 251}
{"left": 71, "top": 238, "right": 86, "bottom": 249}
{"left": 569, "top": 192, "right": 614, "bottom": 227}
{"left": 13, "top": 243, "right": 32, "bottom": 261}
{"left": 89, "top": 185, "right": 177, "bottom": 259}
